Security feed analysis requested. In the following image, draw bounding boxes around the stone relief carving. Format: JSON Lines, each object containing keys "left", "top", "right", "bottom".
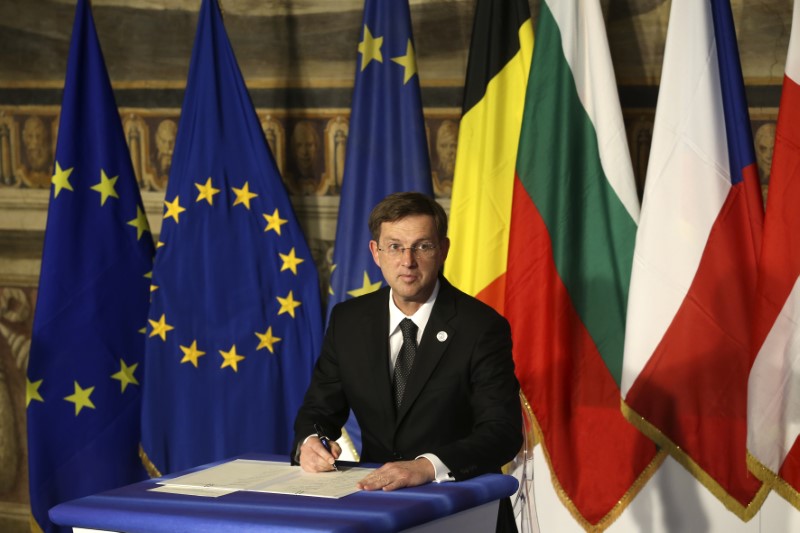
{"left": 0, "top": 287, "right": 32, "bottom": 494}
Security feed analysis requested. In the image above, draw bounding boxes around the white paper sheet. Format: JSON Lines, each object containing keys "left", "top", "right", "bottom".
{"left": 158, "top": 459, "right": 373, "bottom": 499}
{"left": 148, "top": 485, "right": 236, "bottom": 498}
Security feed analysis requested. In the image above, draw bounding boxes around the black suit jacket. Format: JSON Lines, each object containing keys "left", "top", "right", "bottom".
{"left": 293, "top": 277, "right": 522, "bottom": 480}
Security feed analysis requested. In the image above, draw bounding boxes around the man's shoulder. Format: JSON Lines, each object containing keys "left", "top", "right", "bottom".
{"left": 331, "top": 285, "right": 389, "bottom": 316}
{"left": 438, "top": 277, "right": 507, "bottom": 323}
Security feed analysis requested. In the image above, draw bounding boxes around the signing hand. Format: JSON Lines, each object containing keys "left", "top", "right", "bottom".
{"left": 357, "top": 458, "right": 435, "bottom": 491}
{"left": 299, "top": 437, "right": 341, "bottom": 472}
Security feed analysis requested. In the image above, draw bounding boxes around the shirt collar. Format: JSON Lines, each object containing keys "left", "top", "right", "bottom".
{"left": 388, "top": 280, "right": 440, "bottom": 335}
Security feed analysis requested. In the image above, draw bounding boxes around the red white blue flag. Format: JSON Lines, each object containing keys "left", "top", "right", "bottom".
{"left": 622, "top": 0, "right": 767, "bottom": 519}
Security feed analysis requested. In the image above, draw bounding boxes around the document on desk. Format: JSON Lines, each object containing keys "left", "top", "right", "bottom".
{"left": 155, "top": 459, "right": 374, "bottom": 499}
{"left": 148, "top": 485, "right": 237, "bottom": 498}
{"left": 249, "top": 466, "right": 374, "bottom": 498}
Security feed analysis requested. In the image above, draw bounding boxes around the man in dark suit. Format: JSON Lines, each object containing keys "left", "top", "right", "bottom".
{"left": 293, "top": 192, "right": 522, "bottom": 530}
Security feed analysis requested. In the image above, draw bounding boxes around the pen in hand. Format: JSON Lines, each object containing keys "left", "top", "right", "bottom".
{"left": 313, "top": 423, "right": 338, "bottom": 471}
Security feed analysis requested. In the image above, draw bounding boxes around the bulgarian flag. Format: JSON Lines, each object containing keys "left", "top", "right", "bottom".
{"left": 444, "top": 0, "right": 533, "bottom": 315}
{"left": 506, "top": 0, "right": 662, "bottom": 528}
{"left": 747, "top": 0, "right": 800, "bottom": 509}
{"left": 621, "top": 0, "right": 768, "bottom": 520}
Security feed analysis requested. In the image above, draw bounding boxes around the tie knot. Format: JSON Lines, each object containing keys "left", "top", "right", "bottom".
{"left": 399, "top": 318, "right": 417, "bottom": 341}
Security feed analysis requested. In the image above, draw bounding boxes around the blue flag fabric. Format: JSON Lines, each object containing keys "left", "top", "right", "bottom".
{"left": 26, "top": 1, "right": 154, "bottom": 531}
{"left": 328, "top": 0, "right": 433, "bottom": 456}
{"left": 140, "top": 0, "right": 323, "bottom": 475}
{"left": 711, "top": 0, "right": 758, "bottom": 184}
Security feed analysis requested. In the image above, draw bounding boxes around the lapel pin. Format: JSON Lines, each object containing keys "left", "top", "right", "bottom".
{"left": 436, "top": 331, "right": 448, "bottom": 342}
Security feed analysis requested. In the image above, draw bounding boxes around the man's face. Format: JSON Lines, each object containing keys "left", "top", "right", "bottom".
{"left": 23, "top": 117, "right": 49, "bottom": 170}
{"left": 436, "top": 128, "right": 457, "bottom": 176}
{"left": 369, "top": 214, "right": 449, "bottom": 315}
{"left": 156, "top": 121, "right": 177, "bottom": 173}
{"left": 293, "top": 125, "right": 319, "bottom": 178}
{"left": 755, "top": 125, "right": 775, "bottom": 178}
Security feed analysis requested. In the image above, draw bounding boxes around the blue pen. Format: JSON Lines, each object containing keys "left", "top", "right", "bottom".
{"left": 313, "top": 423, "right": 338, "bottom": 471}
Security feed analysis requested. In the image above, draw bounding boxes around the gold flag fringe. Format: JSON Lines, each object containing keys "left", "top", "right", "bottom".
{"left": 528, "top": 402, "right": 666, "bottom": 532}
{"left": 338, "top": 426, "right": 360, "bottom": 462}
{"left": 139, "top": 443, "right": 163, "bottom": 479}
{"left": 503, "top": 392, "right": 538, "bottom": 476}
{"left": 29, "top": 515, "right": 44, "bottom": 533}
{"left": 747, "top": 451, "right": 800, "bottom": 510}
{"left": 620, "top": 401, "right": 770, "bottom": 521}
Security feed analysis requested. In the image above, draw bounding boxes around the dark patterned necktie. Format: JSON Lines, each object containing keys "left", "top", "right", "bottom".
{"left": 393, "top": 318, "right": 418, "bottom": 408}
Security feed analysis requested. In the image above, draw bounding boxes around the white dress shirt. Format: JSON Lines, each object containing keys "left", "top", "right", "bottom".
{"left": 387, "top": 281, "right": 454, "bottom": 483}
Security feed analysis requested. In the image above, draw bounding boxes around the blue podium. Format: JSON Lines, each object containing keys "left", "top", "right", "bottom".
{"left": 49, "top": 455, "right": 518, "bottom": 532}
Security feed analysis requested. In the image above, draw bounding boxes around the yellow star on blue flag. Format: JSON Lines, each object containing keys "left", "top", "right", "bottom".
{"left": 141, "top": 0, "right": 323, "bottom": 476}
{"left": 26, "top": 2, "right": 154, "bottom": 530}
{"left": 326, "top": 0, "right": 433, "bottom": 454}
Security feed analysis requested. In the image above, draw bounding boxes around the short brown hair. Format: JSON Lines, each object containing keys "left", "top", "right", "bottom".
{"left": 368, "top": 192, "right": 448, "bottom": 242}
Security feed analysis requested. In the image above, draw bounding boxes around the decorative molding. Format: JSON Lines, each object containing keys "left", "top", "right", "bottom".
{"left": 0, "top": 190, "right": 49, "bottom": 233}
{"left": 0, "top": 258, "right": 40, "bottom": 288}
{"left": 0, "top": 501, "right": 29, "bottom": 532}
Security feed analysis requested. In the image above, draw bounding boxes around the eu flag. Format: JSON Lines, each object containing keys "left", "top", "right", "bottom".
{"left": 26, "top": 0, "right": 154, "bottom": 530}
{"left": 329, "top": 0, "right": 434, "bottom": 456}
{"left": 140, "top": 0, "right": 323, "bottom": 475}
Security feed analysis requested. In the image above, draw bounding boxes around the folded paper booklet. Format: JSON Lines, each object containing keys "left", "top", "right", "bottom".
{"left": 152, "top": 459, "right": 374, "bottom": 499}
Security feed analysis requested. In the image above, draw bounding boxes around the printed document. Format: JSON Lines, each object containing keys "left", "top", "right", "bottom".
{"left": 153, "top": 459, "right": 374, "bottom": 499}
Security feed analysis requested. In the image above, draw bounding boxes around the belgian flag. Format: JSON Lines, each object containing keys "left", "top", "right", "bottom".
{"left": 443, "top": 2, "right": 533, "bottom": 531}
{"left": 444, "top": 0, "right": 533, "bottom": 315}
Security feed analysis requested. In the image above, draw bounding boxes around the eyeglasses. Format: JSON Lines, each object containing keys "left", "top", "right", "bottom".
{"left": 378, "top": 242, "right": 438, "bottom": 258}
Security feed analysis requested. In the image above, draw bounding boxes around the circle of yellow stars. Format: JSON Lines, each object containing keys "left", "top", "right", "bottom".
{"left": 148, "top": 175, "right": 313, "bottom": 372}
{"left": 40, "top": 161, "right": 151, "bottom": 416}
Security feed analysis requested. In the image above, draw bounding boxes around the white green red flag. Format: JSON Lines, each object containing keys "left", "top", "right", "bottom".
{"left": 506, "top": 0, "right": 662, "bottom": 528}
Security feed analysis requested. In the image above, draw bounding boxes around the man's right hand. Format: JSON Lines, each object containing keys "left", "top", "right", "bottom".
{"left": 299, "top": 437, "right": 342, "bottom": 472}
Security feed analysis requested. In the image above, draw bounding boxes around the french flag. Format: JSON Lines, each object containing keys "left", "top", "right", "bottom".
{"left": 621, "top": 0, "right": 766, "bottom": 519}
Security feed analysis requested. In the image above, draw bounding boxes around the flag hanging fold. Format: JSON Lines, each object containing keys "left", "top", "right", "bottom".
{"left": 140, "top": 0, "right": 323, "bottom": 475}
{"left": 442, "top": 0, "right": 534, "bottom": 529}
{"left": 506, "top": 0, "right": 663, "bottom": 528}
{"left": 621, "top": 0, "right": 768, "bottom": 519}
{"left": 443, "top": 0, "right": 533, "bottom": 316}
{"left": 26, "top": 0, "right": 154, "bottom": 530}
{"left": 747, "top": 0, "right": 800, "bottom": 510}
{"left": 327, "top": 0, "right": 433, "bottom": 456}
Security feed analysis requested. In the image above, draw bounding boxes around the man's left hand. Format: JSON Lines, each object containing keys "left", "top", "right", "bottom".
{"left": 356, "top": 458, "right": 435, "bottom": 491}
